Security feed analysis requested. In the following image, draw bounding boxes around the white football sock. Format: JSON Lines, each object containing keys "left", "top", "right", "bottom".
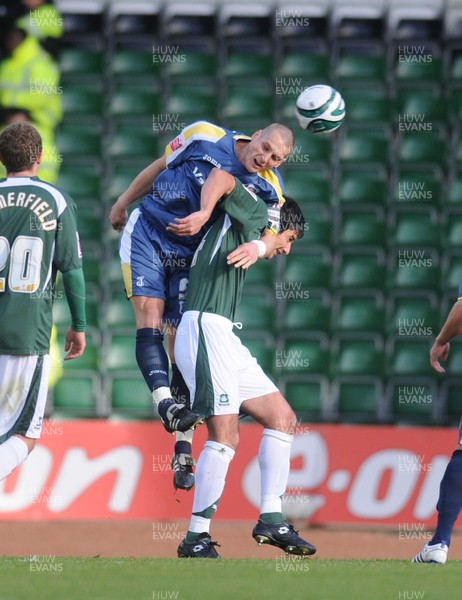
{"left": 0, "top": 436, "right": 29, "bottom": 481}
{"left": 189, "top": 440, "right": 235, "bottom": 534}
{"left": 175, "top": 429, "right": 194, "bottom": 445}
{"left": 259, "top": 428, "right": 294, "bottom": 515}
{"left": 152, "top": 386, "right": 172, "bottom": 407}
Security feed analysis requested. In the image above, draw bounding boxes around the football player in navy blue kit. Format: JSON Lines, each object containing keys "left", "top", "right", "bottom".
{"left": 109, "top": 121, "right": 294, "bottom": 491}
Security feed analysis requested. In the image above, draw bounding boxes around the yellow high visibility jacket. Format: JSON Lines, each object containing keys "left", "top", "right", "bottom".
{"left": 17, "top": 4, "right": 64, "bottom": 41}
{"left": 0, "top": 35, "right": 63, "bottom": 132}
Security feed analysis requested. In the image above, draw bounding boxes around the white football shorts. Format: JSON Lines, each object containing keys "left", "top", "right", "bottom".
{"left": 174, "top": 310, "right": 278, "bottom": 417}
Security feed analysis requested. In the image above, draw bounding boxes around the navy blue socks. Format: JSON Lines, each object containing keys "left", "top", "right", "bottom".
{"left": 431, "top": 450, "right": 462, "bottom": 546}
{"left": 135, "top": 328, "right": 169, "bottom": 392}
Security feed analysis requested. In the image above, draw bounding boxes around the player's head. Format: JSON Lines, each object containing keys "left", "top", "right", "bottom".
{"left": 240, "top": 123, "right": 294, "bottom": 173}
{"left": 265, "top": 196, "right": 305, "bottom": 258}
{"left": 0, "top": 121, "right": 42, "bottom": 175}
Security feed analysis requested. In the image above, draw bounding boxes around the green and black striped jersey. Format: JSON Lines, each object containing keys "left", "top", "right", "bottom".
{"left": 185, "top": 179, "right": 268, "bottom": 321}
{"left": 0, "top": 176, "right": 82, "bottom": 355}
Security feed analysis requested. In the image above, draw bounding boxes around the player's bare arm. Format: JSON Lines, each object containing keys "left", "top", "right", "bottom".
{"left": 167, "top": 168, "right": 236, "bottom": 237}
{"left": 430, "top": 299, "right": 462, "bottom": 373}
{"left": 109, "top": 155, "right": 167, "bottom": 232}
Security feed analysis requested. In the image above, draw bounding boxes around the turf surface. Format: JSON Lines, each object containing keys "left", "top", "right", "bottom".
{"left": 0, "top": 557, "right": 459, "bottom": 600}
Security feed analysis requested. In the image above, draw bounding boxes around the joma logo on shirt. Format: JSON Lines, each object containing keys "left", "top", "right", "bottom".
{"left": 202, "top": 154, "right": 221, "bottom": 168}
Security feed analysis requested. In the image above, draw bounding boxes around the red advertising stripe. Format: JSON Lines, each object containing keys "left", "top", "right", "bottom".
{"left": 0, "top": 420, "right": 457, "bottom": 527}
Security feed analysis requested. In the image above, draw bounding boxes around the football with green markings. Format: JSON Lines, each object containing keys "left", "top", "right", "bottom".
{"left": 295, "top": 84, "right": 346, "bottom": 134}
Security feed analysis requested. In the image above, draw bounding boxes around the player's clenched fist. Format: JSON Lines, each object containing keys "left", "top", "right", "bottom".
{"left": 109, "top": 200, "right": 129, "bottom": 232}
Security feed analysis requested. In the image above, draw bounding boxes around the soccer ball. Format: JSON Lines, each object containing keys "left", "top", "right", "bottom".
{"left": 295, "top": 84, "right": 346, "bottom": 134}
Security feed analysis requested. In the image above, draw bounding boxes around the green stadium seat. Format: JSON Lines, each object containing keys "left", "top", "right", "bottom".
{"left": 441, "top": 379, "right": 462, "bottom": 425}
{"left": 53, "top": 293, "right": 98, "bottom": 330}
{"left": 234, "top": 292, "right": 275, "bottom": 334}
{"left": 298, "top": 206, "right": 332, "bottom": 247}
{"left": 105, "top": 334, "right": 137, "bottom": 372}
{"left": 387, "top": 339, "right": 435, "bottom": 377}
{"left": 106, "top": 294, "right": 135, "bottom": 331}
{"left": 339, "top": 128, "right": 390, "bottom": 165}
{"left": 282, "top": 249, "right": 332, "bottom": 289}
{"left": 222, "top": 85, "right": 274, "bottom": 122}
{"left": 389, "top": 208, "right": 440, "bottom": 248}
{"left": 338, "top": 208, "right": 386, "bottom": 246}
{"left": 390, "top": 169, "right": 443, "bottom": 205}
{"left": 292, "top": 129, "right": 333, "bottom": 165}
{"left": 388, "top": 249, "right": 440, "bottom": 291}
{"left": 223, "top": 52, "right": 273, "bottom": 80}
{"left": 444, "top": 210, "right": 462, "bottom": 249}
{"left": 106, "top": 254, "right": 124, "bottom": 287}
{"left": 167, "top": 85, "right": 218, "bottom": 122}
{"left": 165, "top": 51, "right": 217, "bottom": 81}
{"left": 386, "top": 292, "right": 439, "bottom": 338}
{"left": 56, "top": 123, "right": 102, "bottom": 161}
{"left": 279, "top": 51, "right": 329, "bottom": 81}
{"left": 281, "top": 375, "right": 330, "bottom": 421}
{"left": 336, "top": 248, "right": 386, "bottom": 290}
{"left": 338, "top": 167, "right": 388, "bottom": 206}
{"left": 111, "top": 49, "right": 160, "bottom": 80}
{"left": 81, "top": 246, "right": 102, "bottom": 285}
{"left": 398, "top": 131, "right": 447, "bottom": 170}
{"left": 449, "top": 54, "right": 462, "bottom": 82}
{"left": 110, "top": 85, "right": 160, "bottom": 120}
{"left": 334, "top": 292, "right": 385, "bottom": 334}
{"left": 333, "top": 376, "right": 384, "bottom": 423}
{"left": 442, "top": 252, "right": 462, "bottom": 291}
{"left": 394, "top": 57, "right": 444, "bottom": 84}
{"left": 61, "top": 85, "right": 103, "bottom": 121}
{"left": 449, "top": 87, "right": 462, "bottom": 122}
{"left": 237, "top": 333, "right": 276, "bottom": 377}
{"left": 280, "top": 291, "right": 331, "bottom": 334}
{"left": 341, "top": 87, "right": 391, "bottom": 124}
{"left": 331, "top": 334, "right": 384, "bottom": 377}
{"left": 57, "top": 165, "right": 101, "bottom": 201}
{"left": 110, "top": 375, "right": 154, "bottom": 416}
{"left": 454, "top": 137, "right": 462, "bottom": 167}
{"left": 109, "top": 124, "right": 159, "bottom": 161}
{"left": 59, "top": 48, "right": 104, "bottom": 81}
{"left": 245, "top": 259, "right": 275, "bottom": 289}
{"left": 53, "top": 373, "right": 101, "bottom": 415}
{"left": 107, "top": 165, "right": 140, "bottom": 203}
{"left": 443, "top": 341, "right": 462, "bottom": 376}
{"left": 283, "top": 168, "right": 331, "bottom": 206}
{"left": 387, "top": 379, "right": 437, "bottom": 425}
{"left": 75, "top": 204, "right": 103, "bottom": 242}
{"left": 334, "top": 53, "right": 386, "bottom": 83}
{"left": 277, "top": 334, "right": 330, "bottom": 377}
{"left": 395, "top": 88, "right": 447, "bottom": 128}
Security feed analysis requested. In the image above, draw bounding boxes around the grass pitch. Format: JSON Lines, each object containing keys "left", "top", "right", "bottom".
{"left": 0, "top": 557, "right": 460, "bottom": 600}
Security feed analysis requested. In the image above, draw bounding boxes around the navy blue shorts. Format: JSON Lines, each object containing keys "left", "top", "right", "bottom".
{"left": 120, "top": 209, "right": 192, "bottom": 326}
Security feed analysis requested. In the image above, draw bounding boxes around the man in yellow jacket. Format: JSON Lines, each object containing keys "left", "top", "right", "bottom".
{"left": 0, "top": 25, "right": 62, "bottom": 135}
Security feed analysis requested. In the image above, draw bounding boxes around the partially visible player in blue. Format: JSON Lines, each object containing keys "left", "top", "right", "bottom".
{"left": 412, "top": 283, "right": 462, "bottom": 564}
{"left": 109, "top": 120, "right": 294, "bottom": 490}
